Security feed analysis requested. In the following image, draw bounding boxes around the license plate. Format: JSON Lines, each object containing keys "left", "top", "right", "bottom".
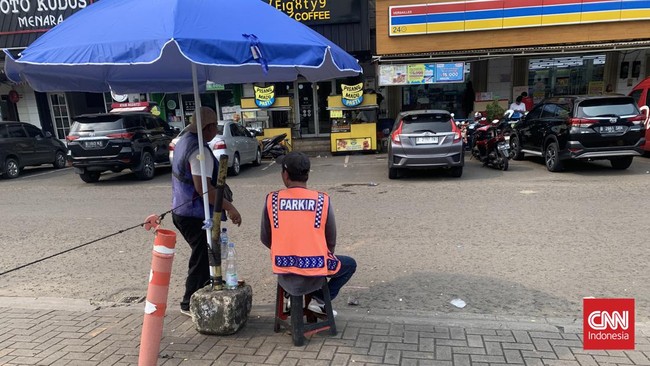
{"left": 498, "top": 143, "right": 509, "bottom": 150}
{"left": 599, "top": 125, "right": 625, "bottom": 133}
{"left": 84, "top": 140, "right": 105, "bottom": 149}
{"left": 415, "top": 136, "right": 438, "bottom": 144}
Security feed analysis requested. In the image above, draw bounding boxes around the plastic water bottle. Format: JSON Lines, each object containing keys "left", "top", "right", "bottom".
{"left": 219, "top": 228, "right": 228, "bottom": 262}
{"left": 225, "top": 242, "right": 238, "bottom": 289}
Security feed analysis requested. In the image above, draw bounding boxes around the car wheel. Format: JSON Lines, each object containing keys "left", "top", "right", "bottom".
{"left": 252, "top": 148, "right": 262, "bottom": 166}
{"left": 449, "top": 166, "right": 463, "bottom": 178}
{"left": 135, "top": 151, "right": 155, "bottom": 180}
{"left": 510, "top": 135, "right": 524, "bottom": 160}
{"left": 3, "top": 158, "right": 20, "bottom": 179}
{"left": 544, "top": 142, "right": 564, "bottom": 172}
{"left": 79, "top": 171, "right": 100, "bottom": 183}
{"left": 229, "top": 153, "right": 241, "bottom": 176}
{"left": 53, "top": 150, "right": 67, "bottom": 169}
{"left": 388, "top": 167, "right": 400, "bottom": 179}
{"left": 610, "top": 156, "right": 633, "bottom": 170}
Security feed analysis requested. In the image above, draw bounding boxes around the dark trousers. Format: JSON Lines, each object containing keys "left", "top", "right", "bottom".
{"left": 172, "top": 213, "right": 210, "bottom": 311}
{"left": 312, "top": 255, "right": 357, "bottom": 302}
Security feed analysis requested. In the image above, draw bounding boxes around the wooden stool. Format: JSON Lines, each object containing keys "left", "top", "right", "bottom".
{"left": 273, "top": 279, "right": 337, "bottom": 346}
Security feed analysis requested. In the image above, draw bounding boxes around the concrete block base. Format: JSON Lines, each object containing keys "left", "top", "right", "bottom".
{"left": 189, "top": 284, "right": 253, "bottom": 335}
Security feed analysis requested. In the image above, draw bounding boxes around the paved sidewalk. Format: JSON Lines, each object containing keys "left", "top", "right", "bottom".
{"left": 1, "top": 297, "right": 649, "bottom": 366}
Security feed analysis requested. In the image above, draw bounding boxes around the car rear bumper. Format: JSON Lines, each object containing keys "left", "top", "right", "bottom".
{"left": 69, "top": 153, "right": 139, "bottom": 172}
{"left": 564, "top": 138, "right": 645, "bottom": 160}
{"left": 389, "top": 150, "right": 464, "bottom": 168}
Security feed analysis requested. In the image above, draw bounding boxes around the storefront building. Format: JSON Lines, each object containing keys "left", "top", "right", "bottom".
{"left": 1, "top": 0, "right": 373, "bottom": 142}
{"left": 375, "top": 0, "right": 650, "bottom": 120}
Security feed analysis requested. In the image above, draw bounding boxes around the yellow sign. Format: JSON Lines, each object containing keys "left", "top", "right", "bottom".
{"left": 254, "top": 85, "right": 275, "bottom": 108}
{"left": 330, "top": 110, "right": 343, "bottom": 118}
{"left": 336, "top": 137, "right": 372, "bottom": 151}
{"left": 341, "top": 83, "right": 364, "bottom": 107}
{"left": 407, "top": 64, "right": 425, "bottom": 84}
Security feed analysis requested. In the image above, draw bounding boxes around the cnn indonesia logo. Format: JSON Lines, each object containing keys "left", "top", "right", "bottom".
{"left": 583, "top": 298, "right": 635, "bottom": 350}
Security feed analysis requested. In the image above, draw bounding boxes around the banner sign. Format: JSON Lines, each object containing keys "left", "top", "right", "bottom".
{"left": 0, "top": 0, "right": 94, "bottom": 49}
{"left": 341, "top": 83, "right": 364, "bottom": 107}
{"left": 254, "top": 85, "right": 276, "bottom": 108}
{"left": 389, "top": 0, "right": 650, "bottom": 37}
{"left": 336, "top": 137, "right": 372, "bottom": 151}
{"left": 379, "top": 63, "right": 465, "bottom": 86}
{"left": 266, "top": 0, "right": 361, "bottom": 25}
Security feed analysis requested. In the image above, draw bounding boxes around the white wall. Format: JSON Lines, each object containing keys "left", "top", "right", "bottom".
{"left": 16, "top": 85, "right": 41, "bottom": 127}
{"left": 616, "top": 50, "right": 647, "bottom": 95}
{"left": 487, "top": 57, "right": 514, "bottom": 102}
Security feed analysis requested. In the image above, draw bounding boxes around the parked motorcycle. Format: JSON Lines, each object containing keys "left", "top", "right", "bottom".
{"left": 465, "top": 112, "right": 488, "bottom": 150}
{"left": 261, "top": 133, "right": 289, "bottom": 159}
{"left": 471, "top": 119, "right": 510, "bottom": 171}
{"left": 499, "top": 110, "right": 525, "bottom": 159}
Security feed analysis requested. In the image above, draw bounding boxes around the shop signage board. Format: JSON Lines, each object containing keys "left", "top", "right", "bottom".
{"left": 254, "top": 85, "right": 276, "bottom": 108}
{"left": 0, "top": 0, "right": 94, "bottom": 49}
{"left": 341, "top": 83, "right": 364, "bottom": 107}
{"left": 206, "top": 81, "right": 225, "bottom": 91}
{"left": 388, "top": 0, "right": 649, "bottom": 37}
{"left": 379, "top": 63, "right": 464, "bottom": 86}
{"left": 336, "top": 137, "right": 372, "bottom": 151}
{"left": 266, "top": 0, "right": 361, "bottom": 25}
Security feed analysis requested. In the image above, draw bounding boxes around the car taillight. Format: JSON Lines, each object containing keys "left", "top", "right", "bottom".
{"left": 106, "top": 132, "right": 135, "bottom": 139}
{"left": 213, "top": 140, "right": 227, "bottom": 150}
{"left": 569, "top": 118, "right": 597, "bottom": 128}
{"left": 628, "top": 115, "right": 646, "bottom": 125}
{"left": 66, "top": 135, "right": 79, "bottom": 142}
{"left": 169, "top": 142, "right": 175, "bottom": 151}
{"left": 451, "top": 120, "right": 462, "bottom": 143}
{"left": 391, "top": 121, "right": 403, "bottom": 144}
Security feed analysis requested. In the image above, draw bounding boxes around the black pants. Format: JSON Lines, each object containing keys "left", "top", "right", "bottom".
{"left": 172, "top": 213, "right": 210, "bottom": 311}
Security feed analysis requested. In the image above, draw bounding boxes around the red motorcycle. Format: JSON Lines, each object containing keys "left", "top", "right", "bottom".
{"left": 471, "top": 119, "right": 510, "bottom": 171}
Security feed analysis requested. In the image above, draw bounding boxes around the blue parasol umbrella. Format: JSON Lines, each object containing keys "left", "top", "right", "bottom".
{"left": 4, "top": 0, "right": 361, "bottom": 280}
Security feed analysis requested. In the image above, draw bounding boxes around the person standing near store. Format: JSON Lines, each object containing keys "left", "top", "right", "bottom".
{"left": 260, "top": 152, "right": 357, "bottom": 316}
{"left": 521, "top": 92, "right": 534, "bottom": 111}
{"left": 461, "top": 81, "right": 475, "bottom": 119}
{"left": 509, "top": 95, "right": 526, "bottom": 112}
{"left": 172, "top": 106, "right": 242, "bottom": 316}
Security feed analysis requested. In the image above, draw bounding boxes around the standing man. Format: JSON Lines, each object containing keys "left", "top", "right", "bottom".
{"left": 260, "top": 152, "right": 356, "bottom": 316}
{"left": 172, "top": 106, "right": 242, "bottom": 316}
{"left": 521, "top": 92, "right": 534, "bottom": 111}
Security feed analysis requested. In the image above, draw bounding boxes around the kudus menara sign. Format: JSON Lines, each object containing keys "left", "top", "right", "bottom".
{"left": 0, "top": 0, "right": 93, "bottom": 48}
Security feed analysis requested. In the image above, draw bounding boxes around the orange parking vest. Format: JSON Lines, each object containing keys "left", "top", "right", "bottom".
{"left": 267, "top": 188, "right": 341, "bottom": 276}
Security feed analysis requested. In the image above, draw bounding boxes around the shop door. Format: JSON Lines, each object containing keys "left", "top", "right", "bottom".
{"left": 298, "top": 82, "right": 316, "bottom": 137}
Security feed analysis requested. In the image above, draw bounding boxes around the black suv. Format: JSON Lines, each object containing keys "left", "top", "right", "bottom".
{"left": 66, "top": 112, "right": 176, "bottom": 182}
{"left": 1, "top": 121, "right": 67, "bottom": 179}
{"left": 510, "top": 96, "right": 646, "bottom": 171}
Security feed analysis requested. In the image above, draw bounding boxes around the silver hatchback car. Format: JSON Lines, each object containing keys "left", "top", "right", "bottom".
{"left": 387, "top": 110, "right": 464, "bottom": 179}
{"left": 169, "top": 120, "right": 262, "bottom": 176}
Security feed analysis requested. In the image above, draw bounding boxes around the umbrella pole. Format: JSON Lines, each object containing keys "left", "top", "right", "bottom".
{"left": 191, "top": 64, "right": 218, "bottom": 283}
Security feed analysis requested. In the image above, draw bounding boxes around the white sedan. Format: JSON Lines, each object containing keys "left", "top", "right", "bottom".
{"left": 169, "top": 120, "right": 262, "bottom": 176}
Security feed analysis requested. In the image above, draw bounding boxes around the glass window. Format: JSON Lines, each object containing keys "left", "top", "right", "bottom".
{"left": 7, "top": 124, "right": 27, "bottom": 138}
{"left": 230, "top": 124, "right": 242, "bottom": 136}
{"left": 630, "top": 89, "right": 643, "bottom": 106}
{"left": 401, "top": 113, "right": 453, "bottom": 133}
{"left": 577, "top": 98, "right": 639, "bottom": 117}
{"left": 541, "top": 104, "right": 558, "bottom": 118}
{"left": 49, "top": 93, "right": 71, "bottom": 139}
{"left": 24, "top": 125, "right": 44, "bottom": 138}
{"left": 145, "top": 116, "right": 160, "bottom": 130}
{"left": 526, "top": 105, "right": 543, "bottom": 120}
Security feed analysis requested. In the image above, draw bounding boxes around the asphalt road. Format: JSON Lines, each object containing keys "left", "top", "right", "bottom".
{"left": 1, "top": 152, "right": 649, "bottom": 320}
